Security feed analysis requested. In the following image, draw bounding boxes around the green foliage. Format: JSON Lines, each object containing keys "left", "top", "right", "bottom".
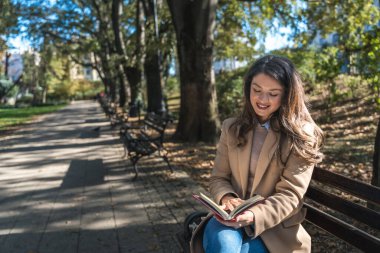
{"left": 215, "top": 0, "right": 255, "bottom": 60}
{"left": 270, "top": 48, "right": 317, "bottom": 92}
{"left": 0, "top": 78, "right": 14, "bottom": 98}
{"left": 299, "top": 1, "right": 380, "bottom": 46}
{"left": 70, "top": 79, "right": 103, "bottom": 100}
{"left": 216, "top": 67, "right": 247, "bottom": 119}
{"left": 296, "top": 0, "right": 380, "bottom": 101}
{"left": 12, "top": 0, "right": 380, "bottom": 117}
{"left": 16, "top": 93, "right": 34, "bottom": 107}
{"left": 215, "top": 0, "right": 299, "bottom": 62}
{"left": 314, "top": 47, "right": 342, "bottom": 83}
{"left": 341, "top": 75, "right": 362, "bottom": 99}
{"left": 0, "top": 0, "right": 19, "bottom": 50}
{"left": 164, "top": 76, "right": 179, "bottom": 98}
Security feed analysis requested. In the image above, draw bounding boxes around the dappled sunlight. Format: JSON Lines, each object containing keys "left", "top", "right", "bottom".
{"left": 0, "top": 101, "right": 194, "bottom": 252}
{"left": 310, "top": 96, "right": 380, "bottom": 183}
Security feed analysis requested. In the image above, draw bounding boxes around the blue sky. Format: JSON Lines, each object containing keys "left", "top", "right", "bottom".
{"left": 8, "top": 32, "right": 292, "bottom": 54}
{"left": 7, "top": 36, "right": 31, "bottom": 53}
{"left": 264, "top": 27, "right": 293, "bottom": 52}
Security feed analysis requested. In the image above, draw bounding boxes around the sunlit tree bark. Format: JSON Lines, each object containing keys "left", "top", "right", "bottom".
{"left": 167, "top": 0, "right": 220, "bottom": 142}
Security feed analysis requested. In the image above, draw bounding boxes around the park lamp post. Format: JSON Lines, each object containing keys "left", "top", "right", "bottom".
{"left": 4, "top": 51, "right": 11, "bottom": 77}
{"left": 3, "top": 45, "right": 16, "bottom": 78}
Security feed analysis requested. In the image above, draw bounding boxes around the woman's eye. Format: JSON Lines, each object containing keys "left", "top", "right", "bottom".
{"left": 269, "top": 93, "right": 279, "bottom": 97}
{"left": 253, "top": 89, "right": 260, "bottom": 93}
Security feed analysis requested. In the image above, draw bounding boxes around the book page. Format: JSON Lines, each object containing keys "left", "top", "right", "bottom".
{"left": 193, "top": 193, "right": 265, "bottom": 221}
{"left": 229, "top": 195, "right": 265, "bottom": 218}
{"left": 193, "top": 193, "right": 229, "bottom": 220}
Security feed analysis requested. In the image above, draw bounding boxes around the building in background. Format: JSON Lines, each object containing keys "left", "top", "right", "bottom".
{"left": 213, "top": 58, "right": 247, "bottom": 74}
{"left": 70, "top": 54, "right": 100, "bottom": 81}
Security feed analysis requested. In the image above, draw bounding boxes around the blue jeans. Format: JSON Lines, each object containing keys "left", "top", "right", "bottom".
{"left": 203, "top": 217, "right": 269, "bottom": 253}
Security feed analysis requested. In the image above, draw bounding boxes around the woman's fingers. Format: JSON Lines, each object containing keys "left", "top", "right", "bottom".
{"left": 215, "top": 215, "right": 251, "bottom": 229}
{"left": 223, "top": 198, "right": 243, "bottom": 212}
{"left": 236, "top": 211, "right": 255, "bottom": 223}
{"left": 226, "top": 202, "right": 235, "bottom": 211}
{"left": 231, "top": 198, "right": 244, "bottom": 205}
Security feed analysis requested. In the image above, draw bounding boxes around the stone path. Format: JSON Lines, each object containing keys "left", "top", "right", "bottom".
{"left": 0, "top": 100, "right": 204, "bottom": 253}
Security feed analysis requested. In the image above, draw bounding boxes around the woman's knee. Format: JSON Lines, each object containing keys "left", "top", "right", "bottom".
{"left": 203, "top": 217, "right": 243, "bottom": 252}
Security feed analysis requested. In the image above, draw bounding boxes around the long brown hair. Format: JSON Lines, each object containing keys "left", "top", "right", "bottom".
{"left": 230, "top": 55, "right": 323, "bottom": 164}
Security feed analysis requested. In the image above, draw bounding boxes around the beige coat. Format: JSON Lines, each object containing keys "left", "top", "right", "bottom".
{"left": 190, "top": 118, "right": 314, "bottom": 253}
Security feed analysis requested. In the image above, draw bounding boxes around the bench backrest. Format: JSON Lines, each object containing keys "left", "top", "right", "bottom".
{"left": 141, "top": 113, "right": 172, "bottom": 143}
{"left": 305, "top": 166, "right": 380, "bottom": 252}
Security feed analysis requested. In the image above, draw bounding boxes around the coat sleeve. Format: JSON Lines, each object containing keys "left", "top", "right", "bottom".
{"left": 209, "top": 119, "right": 239, "bottom": 204}
{"left": 249, "top": 149, "right": 315, "bottom": 237}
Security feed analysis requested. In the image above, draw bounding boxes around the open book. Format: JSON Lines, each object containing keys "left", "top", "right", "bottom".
{"left": 192, "top": 192, "right": 265, "bottom": 221}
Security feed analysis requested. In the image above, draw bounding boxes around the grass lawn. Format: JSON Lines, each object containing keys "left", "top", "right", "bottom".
{"left": 0, "top": 104, "right": 66, "bottom": 130}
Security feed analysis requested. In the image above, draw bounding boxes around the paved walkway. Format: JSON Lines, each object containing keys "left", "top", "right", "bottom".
{"left": 0, "top": 100, "right": 204, "bottom": 253}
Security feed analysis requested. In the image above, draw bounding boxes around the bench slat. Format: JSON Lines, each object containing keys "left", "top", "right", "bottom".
{"left": 306, "top": 186, "right": 380, "bottom": 229}
{"left": 145, "top": 119, "right": 165, "bottom": 132}
{"left": 312, "top": 167, "right": 380, "bottom": 205}
{"left": 304, "top": 203, "right": 380, "bottom": 252}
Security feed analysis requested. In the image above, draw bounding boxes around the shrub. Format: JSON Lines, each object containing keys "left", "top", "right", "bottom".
{"left": 15, "top": 94, "right": 34, "bottom": 107}
{"left": 216, "top": 67, "right": 247, "bottom": 119}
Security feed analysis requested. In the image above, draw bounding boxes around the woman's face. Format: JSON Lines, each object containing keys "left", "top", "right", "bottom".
{"left": 250, "top": 73, "right": 284, "bottom": 123}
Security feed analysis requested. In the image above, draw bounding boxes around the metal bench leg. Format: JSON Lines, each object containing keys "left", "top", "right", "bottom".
{"left": 163, "top": 155, "right": 173, "bottom": 173}
{"left": 130, "top": 156, "right": 141, "bottom": 180}
{"left": 133, "top": 162, "right": 138, "bottom": 180}
{"left": 122, "top": 145, "right": 128, "bottom": 158}
{"left": 158, "top": 149, "right": 173, "bottom": 173}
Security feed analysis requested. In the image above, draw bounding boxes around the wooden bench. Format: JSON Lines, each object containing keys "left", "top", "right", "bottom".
{"left": 119, "top": 112, "right": 173, "bottom": 179}
{"left": 109, "top": 106, "right": 128, "bottom": 127}
{"left": 98, "top": 97, "right": 128, "bottom": 127}
{"left": 304, "top": 167, "right": 380, "bottom": 252}
{"left": 178, "top": 167, "right": 380, "bottom": 252}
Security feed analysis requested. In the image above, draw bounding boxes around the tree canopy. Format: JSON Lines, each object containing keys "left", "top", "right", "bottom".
{"left": 1, "top": 0, "right": 379, "bottom": 141}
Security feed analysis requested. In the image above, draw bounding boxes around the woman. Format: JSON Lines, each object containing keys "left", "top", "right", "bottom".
{"left": 190, "top": 55, "right": 323, "bottom": 253}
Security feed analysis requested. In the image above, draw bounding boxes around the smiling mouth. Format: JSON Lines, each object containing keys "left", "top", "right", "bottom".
{"left": 256, "top": 103, "right": 269, "bottom": 110}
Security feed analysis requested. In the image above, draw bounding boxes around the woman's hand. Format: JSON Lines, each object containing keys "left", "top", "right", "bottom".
{"left": 215, "top": 210, "right": 255, "bottom": 229}
{"left": 220, "top": 195, "right": 244, "bottom": 212}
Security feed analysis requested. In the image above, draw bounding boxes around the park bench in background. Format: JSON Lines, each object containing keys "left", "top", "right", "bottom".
{"left": 98, "top": 97, "right": 129, "bottom": 127}
{"left": 98, "top": 96, "right": 113, "bottom": 118}
{"left": 119, "top": 112, "right": 173, "bottom": 179}
{"left": 109, "top": 106, "right": 128, "bottom": 127}
{"left": 177, "top": 166, "right": 380, "bottom": 252}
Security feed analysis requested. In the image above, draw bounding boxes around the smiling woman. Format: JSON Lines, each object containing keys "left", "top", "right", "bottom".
{"left": 190, "top": 55, "right": 324, "bottom": 253}
{"left": 250, "top": 73, "right": 284, "bottom": 124}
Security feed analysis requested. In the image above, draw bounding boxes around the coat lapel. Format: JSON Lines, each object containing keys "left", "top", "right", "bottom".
{"left": 237, "top": 129, "right": 253, "bottom": 199}
{"left": 251, "top": 129, "right": 280, "bottom": 193}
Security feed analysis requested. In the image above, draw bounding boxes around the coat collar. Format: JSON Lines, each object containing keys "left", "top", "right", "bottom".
{"left": 237, "top": 126, "right": 280, "bottom": 198}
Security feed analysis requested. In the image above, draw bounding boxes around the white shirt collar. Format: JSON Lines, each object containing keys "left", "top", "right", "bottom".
{"left": 259, "top": 121, "right": 270, "bottom": 130}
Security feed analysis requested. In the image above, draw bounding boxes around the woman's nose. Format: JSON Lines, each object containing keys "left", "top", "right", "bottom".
{"left": 258, "top": 93, "right": 269, "bottom": 102}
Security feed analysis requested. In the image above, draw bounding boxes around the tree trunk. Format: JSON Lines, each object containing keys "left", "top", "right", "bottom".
{"left": 143, "top": 0, "right": 164, "bottom": 114}
{"left": 99, "top": 51, "right": 116, "bottom": 101}
{"left": 112, "top": 0, "right": 131, "bottom": 107}
{"left": 93, "top": 2, "right": 117, "bottom": 103}
{"left": 144, "top": 52, "right": 164, "bottom": 113}
{"left": 133, "top": 0, "right": 145, "bottom": 106}
{"left": 167, "top": 0, "right": 220, "bottom": 142}
{"left": 126, "top": 66, "right": 141, "bottom": 104}
{"left": 372, "top": 118, "right": 380, "bottom": 188}
{"left": 117, "top": 67, "right": 127, "bottom": 107}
